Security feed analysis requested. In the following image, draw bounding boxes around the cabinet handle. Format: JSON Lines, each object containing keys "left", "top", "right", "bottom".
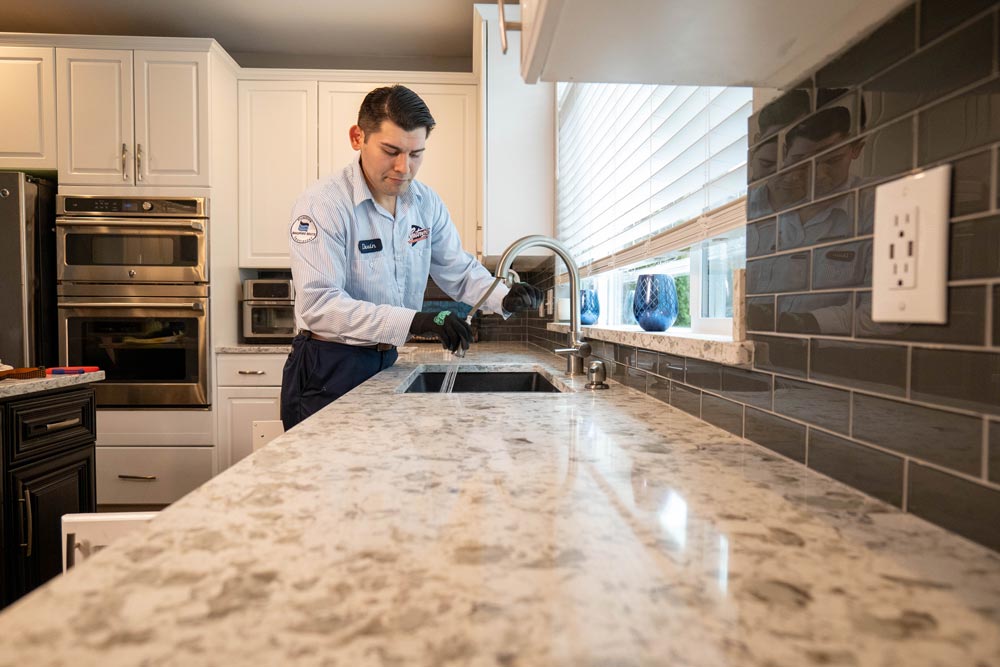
{"left": 498, "top": 0, "right": 522, "bottom": 55}
{"left": 45, "top": 417, "right": 81, "bottom": 432}
{"left": 118, "top": 474, "right": 157, "bottom": 481}
{"left": 122, "top": 143, "right": 128, "bottom": 181}
{"left": 19, "top": 489, "right": 33, "bottom": 557}
{"left": 136, "top": 143, "right": 143, "bottom": 182}
{"left": 237, "top": 370, "right": 266, "bottom": 375}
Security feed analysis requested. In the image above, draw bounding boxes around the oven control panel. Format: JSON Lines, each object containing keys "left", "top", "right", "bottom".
{"left": 57, "top": 196, "right": 208, "bottom": 217}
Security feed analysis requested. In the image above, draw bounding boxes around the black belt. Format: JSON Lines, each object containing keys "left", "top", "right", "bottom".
{"left": 303, "top": 330, "right": 394, "bottom": 352}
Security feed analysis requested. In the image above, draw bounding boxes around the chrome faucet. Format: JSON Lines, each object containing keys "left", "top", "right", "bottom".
{"left": 468, "top": 235, "right": 592, "bottom": 375}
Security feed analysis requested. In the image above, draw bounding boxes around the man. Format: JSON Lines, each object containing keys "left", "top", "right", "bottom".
{"left": 281, "top": 85, "right": 541, "bottom": 430}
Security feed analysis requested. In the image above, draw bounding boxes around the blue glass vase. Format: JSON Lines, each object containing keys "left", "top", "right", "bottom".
{"left": 632, "top": 274, "right": 678, "bottom": 332}
{"left": 580, "top": 289, "right": 599, "bottom": 325}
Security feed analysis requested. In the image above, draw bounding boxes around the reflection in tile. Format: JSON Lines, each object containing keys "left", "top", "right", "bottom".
{"left": 655, "top": 353, "right": 685, "bottom": 380}
{"left": 748, "top": 137, "right": 778, "bottom": 182}
{"left": 748, "top": 88, "right": 812, "bottom": 145}
{"left": 636, "top": 350, "right": 657, "bottom": 373}
{"left": 774, "top": 377, "right": 850, "bottom": 433}
{"left": 747, "top": 218, "right": 777, "bottom": 257}
{"left": 908, "top": 462, "right": 1000, "bottom": 552}
{"left": 780, "top": 97, "right": 856, "bottom": 168}
{"left": 950, "top": 215, "right": 1000, "bottom": 280}
{"left": 746, "top": 252, "right": 810, "bottom": 294}
{"left": 747, "top": 163, "right": 812, "bottom": 220}
{"left": 702, "top": 394, "right": 744, "bottom": 436}
{"left": 752, "top": 335, "right": 808, "bottom": 378}
{"left": 816, "top": 5, "right": 916, "bottom": 89}
{"left": 777, "top": 193, "right": 855, "bottom": 250}
{"left": 920, "top": 0, "right": 997, "bottom": 44}
{"left": 856, "top": 287, "right": 986, "bottom": 345}
{"left": 990, "top": 421, "right": 1000, "bottom": 483}
{"left": 810, "top": 339, "right": 907, "bottom": 396}
{"left": 747, "top": 296, "right": 776, "bottom": 332}
{"left": 816, "top": 88, "right": 850, "bottom": 108}
{"left": 815, "top": 119, "right": 913, "bottom": 198}
{"left": 686, "top": 359, "right": 722, "bottom": 390}
{"left": 911, "top": 348, "right": 1000, "bottom": 415}
{"left": 808, "top": 430, "right": 904, "bottom": 507}
{"left": 615, "top": 344, "right": 635, "bottom": 368}
{"left": 621, "top": 365, "right": 648, "bottom": 393}
{"left": 719, "top": 367, "right": 773, "bottom": 409}
{"left": 745, "top": 408, "right": 806, "bottom": 462}
{"left": 951, "top": 150, "right": 992, "bottom": 217}
{"left": 670, "top": 381, "right": 701, "bottom": 417}
{"left": 777, "top": 292, "right": 853, "bottom": 336}
{"left": 995, "top": 287, "right": 1000, "bottom": 346}
{"left": 647, "top": 374, "right": 670, "bottom": 404}
{"left": 862, "top": 17, "right": 993, "bottom": 130}
{"left": 858, "top": 185, "right": 876, "bottom": 235}
{"left": 919, "top": 78, "right": 1000, "bottom": 165}
{"left": 812, "top": 239, "right": 873, "bottom": 289}
{"left": 853, "top": 393, "right": 983, "bottom": 475}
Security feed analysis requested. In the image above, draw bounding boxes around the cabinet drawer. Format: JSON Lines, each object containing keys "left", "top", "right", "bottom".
{"left": 217, "top": 354, "right": 286, "bottom": 386}
{"left": 96, "top": 446, "right": 213, "bottom": 505}
{"left": 7, "top": 388, "right": 96, "bottom": 466}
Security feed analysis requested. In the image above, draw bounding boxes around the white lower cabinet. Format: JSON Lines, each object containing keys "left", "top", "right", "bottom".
{"left": 96, "top": 447, "right": 214, "bottom": 505}
{"left": 216, "top": 354, "right": 285, "bottom": 471}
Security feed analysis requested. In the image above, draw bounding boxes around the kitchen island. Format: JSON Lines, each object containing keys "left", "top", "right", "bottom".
{"left": 0, "top": 345, "right": 996, "bottom": 666}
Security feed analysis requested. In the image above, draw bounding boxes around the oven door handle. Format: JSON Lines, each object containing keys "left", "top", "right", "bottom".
{"left": 61, "top": 302, "right": 204, "bottom": 311}
{"left": 56, "top": 219, "right": 205, "bottom": 230}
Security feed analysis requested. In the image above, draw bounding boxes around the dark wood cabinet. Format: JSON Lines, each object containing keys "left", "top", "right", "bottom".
{"left": 1, "top": 386, "right": 96, "bottom": 607}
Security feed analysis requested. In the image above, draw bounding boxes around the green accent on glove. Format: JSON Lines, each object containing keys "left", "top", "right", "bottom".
{"left": 433, "top": 310, "right": 451, "bottom": 326}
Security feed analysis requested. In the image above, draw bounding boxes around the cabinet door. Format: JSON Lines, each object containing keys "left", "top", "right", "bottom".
{"left": 217, "top": 386, "right": 281, "bottom": 471}
{"left": 134, "top": 50, "right": 210, "bottom": 186}
{"left": 318, "top": 81, "right": 478, "bottom": 256}
{"left": 0, "top": 47, "right": 56, "bottom": 169}
{"left": 239, "top": 81, "right": 317, "bottom": 268}
{"left": 57, "top": 48, "right": 134, "bottom": 185}
{"left": 7, "top": 447, "right": 95, "bottom": 603}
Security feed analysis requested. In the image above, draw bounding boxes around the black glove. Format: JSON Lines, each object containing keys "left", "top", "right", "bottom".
{"left": 410, "top": 311, "right": 472, "bottom": 353}
{"left": 502, "top": 282, "right": 544, "bottom": 313}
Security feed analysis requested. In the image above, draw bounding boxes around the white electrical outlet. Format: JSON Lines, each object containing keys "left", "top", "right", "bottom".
{"left": 871, "top": 165, "right": 951, "bottom": 323}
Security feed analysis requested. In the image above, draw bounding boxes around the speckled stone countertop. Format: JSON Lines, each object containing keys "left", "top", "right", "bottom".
{"left": 0, "top": 343, "right": 997, "bottom": 666}
{"left": 216, "top": 344, "right": 292, "bottom": 354}
{"left": 0, "top": 371, "right": 105, "bottom": 399}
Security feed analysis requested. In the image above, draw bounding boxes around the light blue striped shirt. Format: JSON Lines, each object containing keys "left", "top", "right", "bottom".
{"left": 288, "top": 158, "right": 508, "bottom": 347}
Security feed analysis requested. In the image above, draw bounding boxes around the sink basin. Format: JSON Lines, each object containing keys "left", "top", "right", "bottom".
{"left": 405, "top": 371, "right": 560, "bottom": 393}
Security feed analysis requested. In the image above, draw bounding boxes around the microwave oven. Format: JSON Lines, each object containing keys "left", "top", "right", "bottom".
{"left": 241, "top": 280, "right": 295, "bottom": 342}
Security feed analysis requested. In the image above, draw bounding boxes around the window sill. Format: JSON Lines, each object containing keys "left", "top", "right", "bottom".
{"left": 546, "top": 323, "right": 753, "bottom": 367}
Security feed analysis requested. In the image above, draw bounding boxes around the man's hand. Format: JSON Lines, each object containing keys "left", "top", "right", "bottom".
{"left": 502, "top": 282, "right": 544, "bottom": 314}
{"left": 410, "top": 311, "right": 472, "bottom": 353}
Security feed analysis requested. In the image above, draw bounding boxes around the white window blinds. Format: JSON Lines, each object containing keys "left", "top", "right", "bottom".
{"left": 556, "top": 82, "right": 753, "bottom": 271}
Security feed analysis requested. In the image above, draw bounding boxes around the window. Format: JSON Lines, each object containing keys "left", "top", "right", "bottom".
{"left": 556, "top": 82, "right": 752, "bottom": 335}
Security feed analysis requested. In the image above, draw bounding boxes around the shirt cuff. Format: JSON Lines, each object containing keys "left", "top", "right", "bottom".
{"left": 381, "top": 306, "right": 419, "bottom": 347}
{"left": 488, "top": 284, "right": 512, "bottom": 320}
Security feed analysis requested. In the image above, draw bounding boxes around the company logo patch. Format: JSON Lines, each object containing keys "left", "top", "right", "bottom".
{"left": 408, "top": 225, "right": 430, "bottom": 246}
{"left": 358, "top": 238, "right": 383, "bottom": 254}
{"left": 290, "top": 215, "right": 318, "bottom": 244}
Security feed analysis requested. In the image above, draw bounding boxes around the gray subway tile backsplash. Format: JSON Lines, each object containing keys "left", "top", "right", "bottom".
{"left": 852, "top": 393, "right": 983, "bottom": 475}
{"left": 815, "top": 5, "right": 916, "bottom": 90}
{"left": 808, "top": 430, "right": 905, "bottom": 507}
{"left": 747, "top": 296, "right": 776, "bottom": 332}
{"left": 656, "top": 353, "right": 685, "bottom": 381}
{"left": 918, "top": 78, "right": 1000, "bottom": 165}
{"left": 670, "top": 381, "right": 701, "bottom": 417}
{"left": 994, "top": 286, "right": 1000, "bottom": 346}
{"left": 777, "top": 193, "right": 855, "bottom": 251}
{"left": 774, "top": 377, "right": 850, "bottom": 433}
{"left": 746, "top": 252, "right": 810, "bottom": 294}
{"left": 855, "top": 287, "right": 987, "bottom": 346}
{"left": 752, "top": 335, "right": 809, "bottom": 378}
{"left": 950, "top": 215, "right": 1000, "bottom": 280}
{"left": 911, "top": 348, "right": 1000, "bottom": 415}
{"left": 777, "top": 292, "right": 853, "bottom": 336}
{"left": 747, "top": 218, "right": 777, "bottom": 257}
{"left": 990, "top": 421, "right": 1000, "bottom": 483}
{"left": 812, "top": 239, "right": 873, "bottom": 290}
{"left": 744, "top": 408, "right": 806, "bottom": 463}
{"left": 780, "top": 96, "right": 857, "bottom": 169}
{"left": 907, "top": 462, "right": 1000, "bottom": 552}
{"left": 746, "top": 163, "right": 812, "bottom": 220}
{"left": 647, "top": 375, "right": 670, "bottom": 405}
{"left": 748, "top": 88, "right": 812, "bottom": 145}
{"left": 814, "top": 118, "right": 913, "bottom": 198}
{"left": 920, "top": 0, "right": 997, "bottom": 45}
{"left": 810, "top": 339, "right": 907, "bottom": 396}
{"left": 701, "top": 394, "right": 744, "bottom": 436}
{"left": 950, "top": 150, "right": 993, "bottom": 217}
{"left": 748, "top": 137, "right": 778, "bottom": 182}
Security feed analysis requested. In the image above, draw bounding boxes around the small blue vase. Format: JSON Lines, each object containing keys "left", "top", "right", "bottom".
{"left": 632, "top": 274, "right": 678, "bottom": 332}
{"left": 580, "top": 289, "right": 599, "bottom": 325}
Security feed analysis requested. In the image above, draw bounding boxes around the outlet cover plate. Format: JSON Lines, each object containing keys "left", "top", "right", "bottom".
{"left": 872, "top": 165, "right": 951, "bottom": 324}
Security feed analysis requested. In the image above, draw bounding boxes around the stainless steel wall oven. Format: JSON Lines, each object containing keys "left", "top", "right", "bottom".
{"left": 56, "top": 196, "right": 210, "bottom": 408}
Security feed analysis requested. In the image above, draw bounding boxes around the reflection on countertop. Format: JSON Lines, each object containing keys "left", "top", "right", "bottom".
{"left": 0, "top": 343, "right": 997, "bottom": 666}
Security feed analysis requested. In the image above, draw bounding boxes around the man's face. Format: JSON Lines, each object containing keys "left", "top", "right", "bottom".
{"left": 350, "top": 120, "right": 427, "bottom": 201}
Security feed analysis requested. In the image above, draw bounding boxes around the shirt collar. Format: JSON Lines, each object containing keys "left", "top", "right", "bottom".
{"left": 348, "top": 157, "right": 422, "bottom": 215}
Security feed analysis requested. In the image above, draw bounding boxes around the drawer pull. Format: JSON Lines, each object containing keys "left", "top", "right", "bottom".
{"left": 45, "top": 417, "right": 81, "bottom": 432}
{"left": 238, "top": 370, "right": 266, "bottom": 375}
{"left": 118, "top": 474, "right": 157, "bottom": 481}
{"left": 19, "top": 489, "right": 33, "bottom": 556}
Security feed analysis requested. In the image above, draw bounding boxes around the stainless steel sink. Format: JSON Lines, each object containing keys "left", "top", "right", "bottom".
{"left": 404, "top": 371, "right": 560, "bottom": 393}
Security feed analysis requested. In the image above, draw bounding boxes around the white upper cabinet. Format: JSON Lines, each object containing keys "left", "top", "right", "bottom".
{"left": 238, "top": 80, "right": 317, "bottom": 268}
{"left": 475, "top": 4, "right": 554, "bottom": 259}
{"left": 57, "top": 48, "right": 209, "bottom": 186}
{"left": 0, "top": 47, "right": 56, "bottom": 169}
{"left": 518, "top": 0, "right": 911, "bottom": 87}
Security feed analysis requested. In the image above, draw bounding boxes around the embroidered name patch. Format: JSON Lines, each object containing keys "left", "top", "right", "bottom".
{"left": 358, "top": 238, "right": 383, "bottom": 253}
{"left": 289, "top": 215, "right": 317, "bottom": 244}
{"left": 408, "top": 225, "right": 430, "bottom": 246}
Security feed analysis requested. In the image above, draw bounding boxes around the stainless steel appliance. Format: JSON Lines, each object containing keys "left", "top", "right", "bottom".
{"left": 0, "top": 173, "right": 57, "bottom": 368}
{"left": 241, "top": 280, "right": 295, "bottom": 342}
{"left": 56, "top": 195, "right": 210, "bottom": 408}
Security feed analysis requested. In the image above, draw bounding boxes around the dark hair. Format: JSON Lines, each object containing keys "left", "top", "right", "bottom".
{"left": 755, "top": 89, "right": 810, "bottom": 141}
{"left": 357, "top": 85, "right": 436, "bottom": 138}
{"left": 784, "top": 106, "right": 851, "bottom": 149}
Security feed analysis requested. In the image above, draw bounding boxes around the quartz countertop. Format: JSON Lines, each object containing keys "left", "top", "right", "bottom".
{"left": 0, "top": 371, "right": 105, "bottom": 399}
{"left": 0, "top": 343, "right": 997, "bottom": 666}
{"left": 216, "top": 344, "right": 292, "bottom": 354}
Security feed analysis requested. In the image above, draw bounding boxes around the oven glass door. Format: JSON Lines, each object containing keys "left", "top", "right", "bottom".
{"left": 244, "top": 301, "right": 296, "bottom": 338}
{"left": 58, "top": 297, "right": 208, "bottom": 407}
{"left": 56, "top": 219, "right": 207, "bottom": 284}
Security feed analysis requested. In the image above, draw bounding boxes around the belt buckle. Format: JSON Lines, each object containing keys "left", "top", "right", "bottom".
{"left": 375, "top": 343, "right": 393, "bottom": 352}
